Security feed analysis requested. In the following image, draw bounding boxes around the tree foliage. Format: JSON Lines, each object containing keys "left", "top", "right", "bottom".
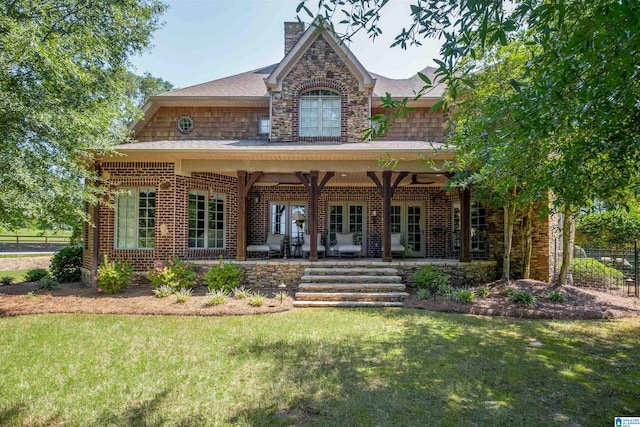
{"left": 0, "top": 0, "right": 167, "bottom": 229}
{"left": 577, "top": 210, "right": 640, "bottom": 249}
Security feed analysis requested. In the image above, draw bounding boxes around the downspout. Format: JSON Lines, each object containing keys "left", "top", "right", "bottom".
{"left": 367, "top": 92, "right": 372, "bottom": 141}
{"left": 268, "top": 91, "right": 273, "bottom": 141}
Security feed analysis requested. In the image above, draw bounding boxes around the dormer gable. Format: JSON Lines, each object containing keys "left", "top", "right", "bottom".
{"left": 265, "top": 18, "right": 375, "bottom": 93}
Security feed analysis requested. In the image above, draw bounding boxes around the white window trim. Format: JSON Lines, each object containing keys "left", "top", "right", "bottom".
{"left": 115, "top": 188, "right": 156, "bottom": 250}
{"left": 299, "top": 89, "right": 341, "bottom": 137}
{"left": 188, "top": 190, "right": 226, "bottom": 250}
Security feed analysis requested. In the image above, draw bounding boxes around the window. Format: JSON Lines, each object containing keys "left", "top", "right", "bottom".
{"left": 177, "top": 116, "right": 194, "bottom": 134}
{"left": 452, "top": 201, "right": 488, "bottom": 258}
{"left": 258, "top": 116, "right": 270, "bottom": 135}
{"left": 116, "top": 188, "right": 155, "bottom": 249}
{"left": 299, "top": 89, "right": 341, "bottom": 137}
{"left": 188, "top": 191, "right": 225, "bottom": 249}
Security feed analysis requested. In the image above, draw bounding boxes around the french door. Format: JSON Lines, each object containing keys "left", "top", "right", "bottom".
{"left": 327, "top": 202, "right": 365, "bottom": 256}
{"left": 391, "top": 202, "right": 425, "bottom": 257}
{"left": 269, "top": 202, "right": 307, "bottom": 248}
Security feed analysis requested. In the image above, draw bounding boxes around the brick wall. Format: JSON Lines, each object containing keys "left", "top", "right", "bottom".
{"left": 271, "top": 33, "right": 371, "bottom": 142}
{"left": 372, "top": 107, "right": 445, "bottom": 142}
{"left": 136, "top": 107, "right": 269, "bottom": 142}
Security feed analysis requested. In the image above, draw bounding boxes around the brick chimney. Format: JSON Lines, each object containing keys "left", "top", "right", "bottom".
{"left": 284, "top": 21, "right": 305, "bottom": 56}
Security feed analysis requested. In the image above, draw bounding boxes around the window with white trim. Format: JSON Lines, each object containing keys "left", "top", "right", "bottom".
{"left": 188, "top": 191, "right": 225, "bottom": 249}
{"left": 258, "top": 116, "right": 270, "bottom": 135}
{"left": 299, "top": 89, "right": 341, "bottom": 137}
{"left": 116, "top": 188, "right": 156, "bottom": 249}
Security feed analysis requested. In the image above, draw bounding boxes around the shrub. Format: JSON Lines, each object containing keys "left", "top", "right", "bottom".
{"left": 417, "top": 288, "right": 430, "bottom": 300}
{"left": 24, "top": 268, "right": 49, "bottom": 282}
{"left": 570, "top": 258, "right": 625, "bottom": 288}
{"left": 205, "top": 289, "right": 229, "bottom": 306}
{"left": 412, "top": 266, "right": 449, "bottom": 293}
{"left": 206, "top": 259, "right": 243, "bottom": 292}
{"left": 95, "top": 256, "right": 134, "bottom": 295}
{"left": 50, "top": 246, "right": 83, "bottom": 282}
{"left": 437, "top": 283, "right": 455, "bottom": 298}
{"left": 548, "top": 290, "right": 567, "bottom": 303}
{"left": 510, "top": 291, "right": 537, "bottom": 306}
{"left": 36, "top": 277, "right": 58, "bottom": 291}
{"left": 248, "top": 292, "right": 265, "bottom": 307}
{"left": 147, "top": 259, "right": 198, "bottom": 290}
{"left": 174, "top": 287, "right": 192, "bottom": 303}
{"left": 152, "top": 285, "right": 173, "bottom": 298}
{"left": 0, "top": 276, "right": 14, "bottom": 286}
{"left": 501, "top": 287, "right": 516, "bottom": 297}
{"left": 477, "top": 286, "right": 490, "bottom": 297}
{"left": 233, "top": 286, "right": 251, "bottom": 299}
{"left": 273, "top": 290, "right": 288, "bottom": 304}
{"left": 454, "top": 289, "right": 475, "bottom": 303}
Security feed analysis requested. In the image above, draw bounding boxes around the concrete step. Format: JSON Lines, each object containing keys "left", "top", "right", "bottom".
{"left": 298, "top": 283, "right": 406, "bottom": 292}
{"left": 301, "top": 275, "right": 402, "bottom": 283}
{"left": 293, "top": 301, "right": 405, "bottom": 308}
{"left": 304, "top": 267, "right": 398, "bottom": 276}
{"left": 295, "top": 292, "right": 409, "bottom": 302}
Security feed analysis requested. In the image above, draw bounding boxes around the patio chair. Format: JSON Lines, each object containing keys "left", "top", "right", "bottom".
{"left": 335, "top": 232, "right": 361, "bottom": 259}
{"left": 247, "top": 233, "right": 284, "bottom": 258}
{"left": 391, "top": 233, "right": 405, "bottom": 258}
{"left": 301, "top": 233, "right": 326, "bottom": 258}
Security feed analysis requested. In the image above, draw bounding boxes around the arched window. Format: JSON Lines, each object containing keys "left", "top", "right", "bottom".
{"left": 299, "top": 89, "right": 341, "bottom": 137}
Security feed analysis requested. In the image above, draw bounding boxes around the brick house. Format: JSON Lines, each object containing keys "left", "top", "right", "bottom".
{"left": 83, "top": 21, "right": 553, "bottom": 285}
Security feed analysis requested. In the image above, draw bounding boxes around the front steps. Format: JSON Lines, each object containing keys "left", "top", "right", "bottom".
{"left": 294, "top": 265, "right": 408, "bottom": 308}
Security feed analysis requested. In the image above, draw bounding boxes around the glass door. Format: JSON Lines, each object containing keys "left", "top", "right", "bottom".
{"left": 269, "top": 202, "right": 307, "bottom": 256}
{"left": 328, "top": 202, "right": 365, "bottom": 256}
{"left": 391, "top": 202, "right": 425, "bottom": 257}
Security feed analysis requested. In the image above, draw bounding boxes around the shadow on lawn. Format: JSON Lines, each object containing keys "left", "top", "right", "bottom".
{"left": 227, "top": 310, "right": 639, "bottom": 426}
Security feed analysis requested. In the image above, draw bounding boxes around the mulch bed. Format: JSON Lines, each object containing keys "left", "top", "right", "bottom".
{"left": 0, "top": 279, "right": 639, "bottom": 320}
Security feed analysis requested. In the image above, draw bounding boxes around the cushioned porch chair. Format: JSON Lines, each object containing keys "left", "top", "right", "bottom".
{"left": 335, "top": 232, "right": 361, "bottom": 259}
{"left": 247, "top": 233, "right": 284, "bottom": 258}
{"left": 391, "top": 233, "right": 405, "bottom": 258}
{"left": 301, "top": 233, "right": 326, "bottom": 258}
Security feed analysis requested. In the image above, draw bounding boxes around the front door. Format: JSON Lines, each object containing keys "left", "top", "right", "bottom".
{"left": 270, "top": 202, "right": 307, "bottom": 255}
{"left": 327, "top": 202, "right": 365, "bottom": 256}
{"left": 391, "top": 202, "right": 425, "bottom": 257}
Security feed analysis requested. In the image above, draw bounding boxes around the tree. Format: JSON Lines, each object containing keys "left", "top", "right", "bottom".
{"left": 125, "top": 71, "right": 174, "bottom": 109}
{"left": 0, "top": 0, "right": 167, "bottom": 229}
{"left": 297, "top": 0, "right": 640, "bottom": 285}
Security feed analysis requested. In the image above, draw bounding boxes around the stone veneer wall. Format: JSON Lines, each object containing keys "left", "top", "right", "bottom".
{"left": 270, "top": 33, "right": 371, "bottom": 142}
{"left": 136, "top": 106, "right": 269, "bottom": 142}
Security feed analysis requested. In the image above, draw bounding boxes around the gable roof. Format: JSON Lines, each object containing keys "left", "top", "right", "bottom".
{"left": 264, "top": 20, "right": 374, "bottom": 92}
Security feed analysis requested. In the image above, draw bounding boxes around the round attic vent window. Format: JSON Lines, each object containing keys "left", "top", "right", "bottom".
{"left": 177, "top": 116, "right": 194, "bottom": 134}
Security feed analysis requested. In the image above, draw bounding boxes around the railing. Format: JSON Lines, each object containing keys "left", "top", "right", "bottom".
{"left": 0, "top": 234, "right": 70, "bottom": 250}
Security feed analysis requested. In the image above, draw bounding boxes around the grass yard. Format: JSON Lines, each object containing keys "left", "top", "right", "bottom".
{"left": 0, "top": 269, "right": 27, "bottom": 283}
{"left": 0, "top": 310, "right": 638, "bottom": 426}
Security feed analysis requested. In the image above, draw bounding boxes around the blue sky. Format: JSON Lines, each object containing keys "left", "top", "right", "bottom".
{"left": 131, "top": 0, "right": 442, "bottom": 89}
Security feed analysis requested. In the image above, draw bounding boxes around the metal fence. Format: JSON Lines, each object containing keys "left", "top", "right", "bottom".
{"left": 570, "top": 244, "right": 639, "bottom": 297}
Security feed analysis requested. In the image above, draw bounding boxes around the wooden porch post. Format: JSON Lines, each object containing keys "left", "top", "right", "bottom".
{"left": 296, "top": 171, "right": 334, "bottom": 262}
{"left": 460, "top": 187, "right": 472, "bottom": 263}
{"left": 367, "top": 171, "right": 408, "bottom": 262}
{"left": 237, "top": 171, "right": 247, "bottom": 261}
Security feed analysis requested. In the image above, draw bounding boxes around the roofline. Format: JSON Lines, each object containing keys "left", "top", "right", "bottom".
{"left": 265, "top": 18, "right": 374, "bottom": 92}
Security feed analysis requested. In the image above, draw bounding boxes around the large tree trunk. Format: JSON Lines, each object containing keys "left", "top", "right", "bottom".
{"left": 522, "top": 204, "right": 533, "bottom": 279}
{"left": 502, "top": 202, "right": 516, "bottom": 280}
{"left": 557, "top": 204, "right": 573, "bottom": 286}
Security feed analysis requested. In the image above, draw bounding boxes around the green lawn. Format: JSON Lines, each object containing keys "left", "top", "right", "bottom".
{"left": 0, "top": 269, "right": 28, "bottom": 283}
{"left": 0, "top": 310, "right": 638, "bottom": 426}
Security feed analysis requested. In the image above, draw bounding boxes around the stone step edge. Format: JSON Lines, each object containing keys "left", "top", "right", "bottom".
{"left": 301, "top": 275, "right": 402, "bottom": 282}
{"left": 295, "top": 291, "right": 409, "bottom": 298}
{"left": 298, "top": 283, "right": 406, "bottom": 290}
{"left": 304, "top": 267, "right": 399, "bottom": 274}
{"left": 293, "top": 301, "right": 405, "bottom": 308}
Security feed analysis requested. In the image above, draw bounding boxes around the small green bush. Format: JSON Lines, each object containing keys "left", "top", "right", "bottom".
{"left": 233, "top": 286, "right": 251, "bottom": 299}
{"left": 205, "top": 290, "right": 229, "bottom": 306}
{"left": 454, "top": 289, "right": 475, "bottom": 303}
{"left": 95, "top": 256, "right": 134, "bottom": 295}
{"left": 0, "top": 276, "right": 14, "bottom": 286}
{"left": 437, "top": 283, "right": 455, "bottom": 298}
{"left": 570, "top": 258, "right": 625, "bottom": 288}
{"left": 147, "top": 259, "right": 198, "bottom": 290}
{"left": 36, "top": 277, "right": 58, "bottom": 291}
{"left": 548, "top": 290, "right": 566, "bottom": 303}
{"left": 50, "top": 246, "right": 83, "bottom": 282}
{"left": 248, "top": 292, "right": 265, "bottom": 307}
{"left": 174, "top": 287, "right": 192, "bottom": 303}
{"left": 152, "top": 285, "right": 173, "bottom": 298}
{"left": 273, "top": 290, "right": 288, "bottom": 304}
{"left": 477, "top": 286, "right": 490, "bottom": 297}
{"left": 501, "top": 287, "right": 515, "bottom": 297}
{"left": 412, "top": 266, "right": 449, "bottom": 293}
{"left": 206, "top": 259, "right": 243, "bottom": 292}
{"left": 25, "top": 268, "right": 49, "bottom": 282}
{"left": 417, "top": 288, "right": 430, "bottom": 300}
{"left": 510, "top": 291, "right": 537, "bottom": 306}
